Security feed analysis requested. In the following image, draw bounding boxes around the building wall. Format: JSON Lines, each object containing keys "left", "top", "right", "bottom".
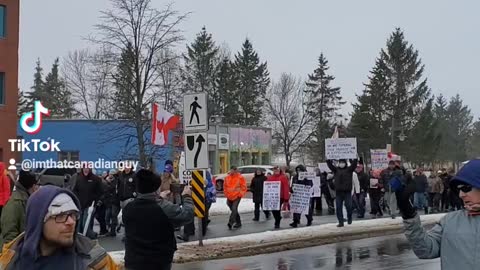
{"left": 0, "top": 0, "right": 19, "bottom": 163}
{"left": 18, "top": 120, "right": 175, "bottom": 173}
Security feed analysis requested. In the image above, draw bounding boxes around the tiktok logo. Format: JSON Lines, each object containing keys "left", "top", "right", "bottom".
{"left": 19, "top": 101, "right": 50, "bottom": 134}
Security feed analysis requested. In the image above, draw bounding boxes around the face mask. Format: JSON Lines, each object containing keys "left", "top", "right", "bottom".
{"left": 339, "top": 163, "right": 346, "bottom": 168}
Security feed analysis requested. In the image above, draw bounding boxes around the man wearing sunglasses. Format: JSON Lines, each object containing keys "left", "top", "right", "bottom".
{"left": 397, "top": 159, "right": 480, "bottom": 270}
{"left": 0, "top": 185, "right": 118, "bottom": 269}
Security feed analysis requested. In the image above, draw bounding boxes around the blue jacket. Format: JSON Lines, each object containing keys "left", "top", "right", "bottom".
{"left": 205, "top": 172, "right": 216, "bottom": 204}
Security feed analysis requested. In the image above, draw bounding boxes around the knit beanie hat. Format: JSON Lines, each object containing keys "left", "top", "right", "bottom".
{"left": 136, "top": 169, "right": 161, "bottom": 194}
{"left": 18, "top": 170, "right": 38, "bottom": 190}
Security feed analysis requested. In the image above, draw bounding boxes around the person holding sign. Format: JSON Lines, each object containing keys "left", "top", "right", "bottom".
{"left": 289, "top": 165, "right": 314, "bottom": 228}
{"left": 327, "top": 159, "right": 358, "bottom": 227}
{"left": 224, "top": 167, "right": 247, "bottom": 230}
{"left": 266, "top": 166, "right": 290, "bottom": 229}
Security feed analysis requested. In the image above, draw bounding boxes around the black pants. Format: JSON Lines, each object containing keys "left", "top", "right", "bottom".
{"left": 271, "top": 199, "right": 285, "bottom": 226}
{"left": 441, "top": 190, "right": 450, "bottom": 211}
{"left": 318, "top": 187, "right": 335, "bottom": 213}
{"left": 449, "top": 189, "right": 464, "bottom": 210}
{"left": 336, "top": 191, "right": 353, "bottom": 225}
{"left": 254, "top": 202, "right": 270, "bottom": 220}
{"left": 184, "top": 202, "right": 212, "bottom": 237}
{"left": 95, "top": 204, "right": 107, "bottom": 233}
{"left": 369, "top": 190, "right": 383, "bottom": 216}
{"left": 293, "top": 198, "right": 314, "bottom": 224}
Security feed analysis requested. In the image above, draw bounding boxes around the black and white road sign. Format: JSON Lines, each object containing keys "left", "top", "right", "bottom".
{"left": 184, "top": 132, "right": 209, "bottom": 170}
{"left": 183, "top": 92, "right": 208, "bottom": 132}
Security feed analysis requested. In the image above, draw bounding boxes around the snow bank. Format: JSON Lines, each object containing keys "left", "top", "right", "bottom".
{"left": 209, "top": 198, "right": 254, "bottom": 216}
{"left": 109, "top": 213, "right": 445, "bottom": 266}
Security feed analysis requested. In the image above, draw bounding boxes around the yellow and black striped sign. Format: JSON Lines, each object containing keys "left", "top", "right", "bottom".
{"left": 191, "top": 170, "right": 206, "bottom": 218}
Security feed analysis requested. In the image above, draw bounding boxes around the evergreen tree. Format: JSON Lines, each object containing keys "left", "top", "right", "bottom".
{"left": 182, "top": 27, "right": 221, "bottom": 117}
{"left": 43, "top": 58, "right": 74, "bottom": 118}
{"left": 304, "top": 53, "right": 344, "bottom": 162}
{"left": 232, "top": 38, "right": 270, "bottom": 126}
{"left": 24, "top": 59, "right": 45, "bottom": 112}
{"left": 111, "top": 43, "right": 136, "bottom": 119}
{"left": 17, "top": 89, "right": 30, "bottom": 117}
{"left": 445, "top": 94, "right": 473, "bottom": 163}
{"left": 215, "top": 57, "right": 239, "bottom": 124}
{"left": 433, "top": 94, "right": 449, "bottom": 162}
{"left": 468, "top": 120, "right": 480, "bottom": 159}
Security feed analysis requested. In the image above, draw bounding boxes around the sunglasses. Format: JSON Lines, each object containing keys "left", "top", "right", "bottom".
{"left": 457, "top": 185, "right": 473, "bottom": 193}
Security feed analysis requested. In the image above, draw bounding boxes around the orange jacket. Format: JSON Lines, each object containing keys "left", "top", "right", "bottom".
{"left": 224, "top": 173, "right": 247, "bottom": 201}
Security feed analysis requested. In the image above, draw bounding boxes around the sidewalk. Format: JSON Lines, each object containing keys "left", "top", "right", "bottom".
{"left": 109, "top": 213, "right": 445, "bottom": 266}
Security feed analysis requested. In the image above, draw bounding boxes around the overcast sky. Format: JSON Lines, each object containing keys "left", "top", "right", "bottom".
{"left": 20, "top": 0, "right": 480, "bottom": 118}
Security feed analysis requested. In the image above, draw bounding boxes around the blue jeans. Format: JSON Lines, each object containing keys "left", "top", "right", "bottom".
{"left": 336, "top": 191, "right": 353, "bottom": 225}
{"left": 414, "top": 192, "right": 427, "bottom": 210}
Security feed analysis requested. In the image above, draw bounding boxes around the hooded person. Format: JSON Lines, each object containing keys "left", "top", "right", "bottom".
{"left": 397, "top": 159, "right": 480, "bottom": 270}
{"left": 0, "top": 185, "right": 118, "bottom": 270}
{"left": 289, "top": 165, "right": 314, "bottom": 227}
{"left": 0, "top": 162, "right": 12, "bottom": 218}
{"left": 326, "top": 158, "right": 358, "bottom": 227}
{"left": 123, "top": 169, "right": 194, "bottom": 270}
{"left": 0, "top": 170, "right": 40, "bottom": 248}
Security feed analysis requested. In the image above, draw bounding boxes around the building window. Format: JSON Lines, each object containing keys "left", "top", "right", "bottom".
{"left": 0, "top": 5, "right": 5, "bottom": 38}
{"left": 58, "top": 151, "right": 80, "bottom": 162}
{"left": 0, "top": 73, "right": 4, "bottom": 105}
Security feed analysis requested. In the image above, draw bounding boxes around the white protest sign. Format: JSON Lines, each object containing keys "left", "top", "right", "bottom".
{"left": 312, "top": 177, "right": 321, "bottom": 197}
{"left": 298, "top": 171, "right": 316, "bottom": 180}
{"left": 318, "top": 163, "right": 331, "bottom": 173}
{"left": 370, "top": 149, "right": 389, "bottom": 170}
{"left": 325, "top": 138, "right": 358, "bottom": 160}
{"left": 290, "top": 184, "right": 312, "bottom": 214}
{"left": 263, "top": 182, "right": 281, "bottom": 211}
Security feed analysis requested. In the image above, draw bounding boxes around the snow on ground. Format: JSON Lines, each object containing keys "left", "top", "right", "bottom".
{"left": 209, "top": 198, "right": 254, "bottom": 216}
{"left": 109, "top": 213, "right": 446, "bottom": 265}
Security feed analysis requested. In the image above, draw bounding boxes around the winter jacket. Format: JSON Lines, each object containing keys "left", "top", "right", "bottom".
{"left": 0, "top": 163, "right": 11, "bottom": 206}
{"left": 102, "top": 176, "right": 120, "bottom": 207}
{"left": 0, "top": 181, "right": 29, "bottom": 248}
{"left": 428, "top": 176, "right": 444, "bottom": 194}
{"left": 250, "top": 174, "right": 268, "bottom": 204}
{"left": 326, "top": 159, "right": 358, "bottom": 192}
{"left": 0, "top": 186, "right": 118, "bottom": 270}
{"left": 205, "top": 171, "right": 217, "bottom": 204}
{"left": 414, "top": 174, "right": 428, "bottom": 193}
{"left": 72, "top": 171, "right": 103, "bottom": 210}
{"left": 123, "top": 193, "right": 193, "bottom": 269}
{"left": 224, "top": 173, "right": 247, "bottom": 201}
{"left": 266, "top": 173, "right": 290, "bottom": 201}
{"left": 380, "top": 168, "right": 394, "bottom": 192}
{"left": 160, "top": 173, "right": 178, "bottom": 192}
{"left": 356, "top": 171, "right": 369, "bottom": 192}
{"left": 117, "top": 171, "right": 137, "bottom": 201}
{"left": 403, "top": 212, "right": 480, "bottom": 270}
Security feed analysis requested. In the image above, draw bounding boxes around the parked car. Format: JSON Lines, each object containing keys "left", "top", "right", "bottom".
{"left": 35, "top": 168, "right": 77, "bottom": 188}
{"left": 214, "top": 165, "right": 274, "bottom": 191}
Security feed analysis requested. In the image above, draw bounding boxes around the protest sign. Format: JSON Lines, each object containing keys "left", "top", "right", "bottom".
{"left": 312, "top": 177, "right": 321, "bottom": 197}
{"left": 325, "top": 138, "right": 357, "bottom": 160}
{"left": 318, "top": 163, "right": 331, "bottom": 173}
{"left": 371, "top": 149, "right": 389, "bottom": 170}
{"left": 263, "top": 182, "right": 281, "bottom": 211}
{"left": 299, "top": 171, "right": 316, "bottom": 180}
{"left": 290, "top": 184, "right": 312, "bottom": 214}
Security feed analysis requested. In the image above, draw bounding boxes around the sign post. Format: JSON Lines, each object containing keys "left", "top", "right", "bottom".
{"left": 183, "top": 92, "right": 209, "bottom": 247}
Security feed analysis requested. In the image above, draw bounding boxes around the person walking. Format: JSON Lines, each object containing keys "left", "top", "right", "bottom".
{"left": 327, "top": 159, "right": 358, "bottom": 227}
{"left": 250, "top": 169, "right": 270, "bottom": 221}
{"left": 354, "top": 163, "right": 369, "bottom": 218}
{"left": 397, "top": 159, "right": 480, "bottom": 270}
{"left": 413, "top": 168, "right": 429, "bottom": 214}
{"left": 266, "top": 166, "right": 290, "bottom": 229}
{"left": 0, "top": 170, "right": 39, "bottom": 248}
{"left": 289, "top": 165, "right": 314, "bottom": 227}
{"left": 223, "top": 166, "right": 247, "bottom": 229}
{"left": 123, "top": 169, "right": 194, "bottom": 270}
{"left": 103, "top": 169, "right": 120, "bottom": 237}
{"left": 429, "top": 172, "right": 444, "bottom": 213}
{"left": 368, "top": 169, "right": 383, "bottom": 218}
{"left": 381, "top": 160, "right": 404, "bottom": 219}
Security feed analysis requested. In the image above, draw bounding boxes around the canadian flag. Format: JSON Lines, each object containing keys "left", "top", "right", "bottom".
{"left": 151, "top": 103, "right": 180, "bottom": 146}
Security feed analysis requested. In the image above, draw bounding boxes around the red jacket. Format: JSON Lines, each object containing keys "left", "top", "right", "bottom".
{"left": 266, "top": 173, "right": 290, "bottom": 201}
{"left": 0, "top": 162, "right": 11, "bottom": 206}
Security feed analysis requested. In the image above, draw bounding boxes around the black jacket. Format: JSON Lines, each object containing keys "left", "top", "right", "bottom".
{"left": 414, "top": 174, "right": 428, "bottom": 193}
{"left": 250, "top": 174, "right": 267, "bottom": 204}
{"left": 102, "top": 176, "right": 120, "bottom": 207}
{"left": 73, "top": 172, "right": 103, "bottom": 210}
{"left": 123, "top": 195, "right": 176, "bottom": 270}
{"left": 117, "top": 171, "right": 137, "bottom": 201}
{"left": 291, "top": 174, "right": 314, "bottom": 191}
{"left": 356, "top": 171, "right": 369, "bottom": 192}
{"left": 327, "top": 159, "right": 358, "bottom": 192}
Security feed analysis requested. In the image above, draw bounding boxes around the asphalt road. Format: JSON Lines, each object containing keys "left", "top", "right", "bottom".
{"left": 172, "top": 234, "right": 440, "bottom": 270}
